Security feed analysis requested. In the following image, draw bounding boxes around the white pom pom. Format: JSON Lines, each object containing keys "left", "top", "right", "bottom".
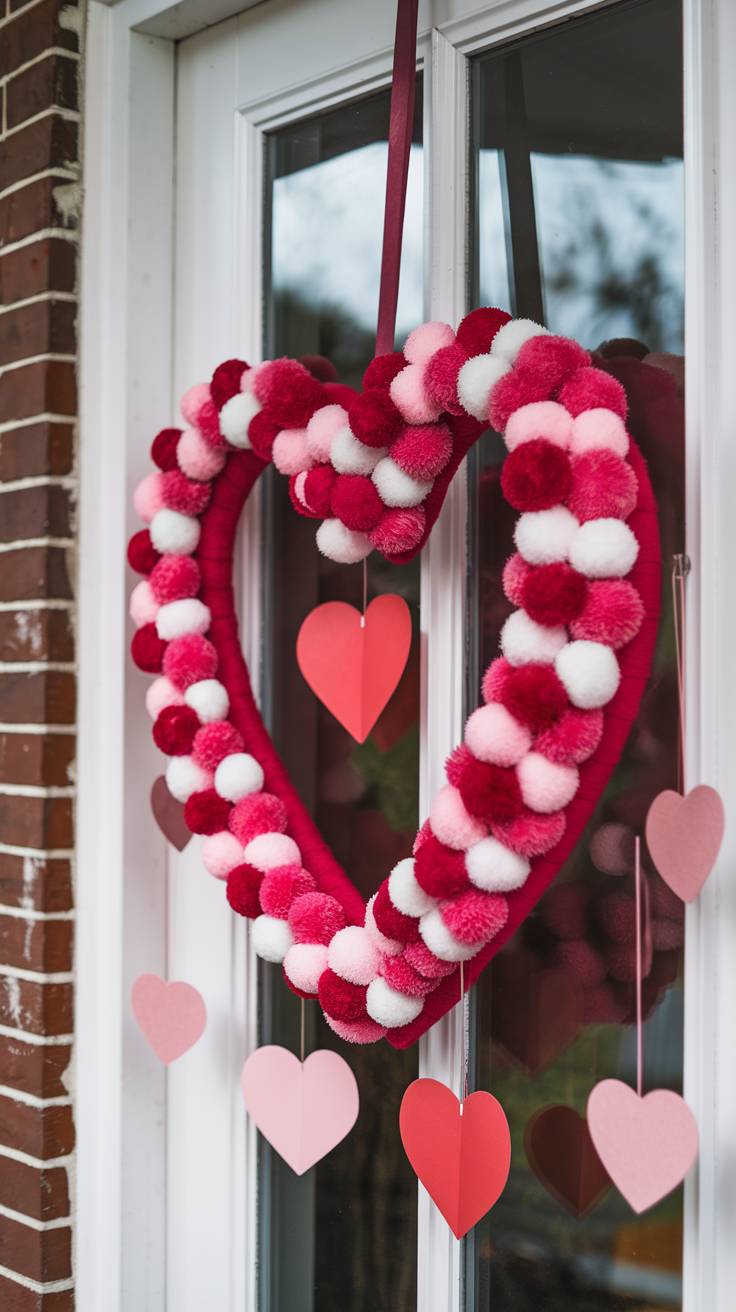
{"left": 316, "top": 518, "right": 372, "bottom": 564}
{"left": 328, "top": 925, "right": 380, "bottom": 986}
{"left": 569, "top": 519, "right": 639, "bottom": 579}
{"left": 555, "top": 640, "right": 620, "bottom": 709}
{"left": 219, "top": 391, "right": 259, "bottom": 448}
{"left": 284, "top": 943, "right": 328, "bottom": 993}
{"left": 491, "top": 318, "right": 550, "bottom": 361}
{"left": 150, "top": 508, "right": 200, "bottom": 556}
{"left": 365, "top": 977, "right": 424, "bottom": 1028}
{"left": 184, "top": 679, "right": 229, "bottom": 723}
{"left": 252, "top": 914, "right": 293, "bottom": 963}
{"left": 457, "top": 353, "right": 511, "bottom": 420}
{"left": 214, "top": 751, "right": 264, "bottom": 801}
{"left": 388, "top": 857, "right": 437, "bottom": 918}
{"left": 419, "top": 907, "right": 479, "bottom": 962}
{"left": 514, "top": 506, "right": 579, "bottom": 565}
{"left": 365, "top": 893, "right": 403, "bottom": 956}
{"left": 501, "top": 610, "right": 567, "bottom": 666}
{"left": 466, "top": 837, "right": 530, "bottom": 892}
{"left": 155, "top": 598, "right": 210, "bottom": 641}
{"left": 372, "top": 457, "right": 431, "bottom": 508}
{"left": 331, "top": 424, "right": 385, "bottom": 475}
{"left": 165, "top": 755, "right": 210, "bottom": 802}
{"left": 517, "top": 752, "right": 579, "bottom": 813}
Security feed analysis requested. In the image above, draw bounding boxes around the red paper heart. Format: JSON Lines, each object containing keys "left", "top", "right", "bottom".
{"left": 131, "top": 973, "right": 206, "bottom": 1063}
{"left": 525, "top": 1105, "right": 611, "bottom": 1218}
{"left": 296, "top": 595, "right": 411, "bottom": 743}
{"left": 587, "top": 1079, "right": 698, "bottom": 1213}
{"left": 399, "top": 1078, "right": 511, "bottom": 1237}
{"left": 151, "top": 775, "right": 191, "bottom": 851}
{"left": 645, "top": 785, "right": 725, "bottom": 902}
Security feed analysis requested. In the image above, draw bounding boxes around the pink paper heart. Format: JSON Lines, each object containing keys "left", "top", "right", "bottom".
{"left": 587, "top": 1078, "right": 698, "bottom": 1213}
{"left": 296, "top": 594, "right": 411, "bottom": 743}
{"left": 241, "top": 1045, "right": 359, "bottom": 1174}
{"left": 646, "top": 785, "right": 725, "bottom": 902}
{"left": 131, "top": 973, "right": 207, "bottom": 1063}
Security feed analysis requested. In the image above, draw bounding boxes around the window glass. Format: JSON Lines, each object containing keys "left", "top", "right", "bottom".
{"left": 260, "top": 85, "right": 423, "bottom": 1312}
{"left": 467, "top": 3, "right": 685, "bottom": 1310}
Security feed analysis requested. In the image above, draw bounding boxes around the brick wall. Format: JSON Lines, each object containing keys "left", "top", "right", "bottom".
{"left": 0, "top": 0, "right": 82, "bottom": 1306}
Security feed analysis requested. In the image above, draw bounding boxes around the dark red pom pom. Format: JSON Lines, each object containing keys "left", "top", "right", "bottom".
{"left": 302, "top": 464, "right": 336, "bottom": 517}
{"left": 255, "top": 359, "right": 324, "bottom": 428}
{"left": 558, "top": 366, "right": 628, "bottom": 419}
{"left": 161, "top": 469, "right": 211, "bottom": 516}
{"left": 455, "top": 755, "right": 522, "bottom": 824}
{"left": 127, "top": 529, "right": 161, "bottom": 575}
{"left": 500, "top": 438, "right": 571, "bottom": 511}
{"left": 151, "top": 427, "right": 182, "bottom": 471}
{"left": 248, "top": 411, "right": 280, "bottom": 461}
{"left": 152, "top": 704, "right": 200, "bottom": 755}
{"left": 373, "top": 881, "right": 420, "bottom": 944}
{"left": 131, "top": 623, "right": 167, "bottom": 673}
{"left": 423, "top": 344, "right": 468, "bottom": 415}
{"left": 362, "top": 352, "right": 406, "bottom": 391}
{"left": 226, "top": 863, "right": 264, "bottom": 918}
{"left": 501, "top": 663, "right": 569, "bottom": 733}
{"left": 331, "top": 473, "right": 384, "bottom": 531}
{"left": 299, "top": 354, "right": 338, "bottom": 383}
{"left": 414, "top": 834, "right": 469, "bottom": 897}
{"left": 514, "top": 335, "right": 590, "bottom": 392}
{"left": 318, "top": 969, "right": 367, "bottom": 1022}
{"left": 456, "top": 308, "right": 511, "bottom": 357}
{"left": 348, "top": 389, "right": 403, "bottom": 448}
{"left": 184, "top": 788, "right": 232, "bottom": 836}
{"left": 210, "top": 359, "right": 247, "bottom": 410}
{"left": 488, "top": 368, "right": 553, "bottom": 432}
{"left": 521, "top": 562, "right": 588, "bottom": 627}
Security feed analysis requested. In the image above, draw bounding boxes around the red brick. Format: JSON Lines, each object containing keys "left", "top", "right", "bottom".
{"left": 0, "top": 1035, "right": 71, "bottom": 1099}
{"left": 0, "top": 302, "right": 76, "bottom": 368}
{"left": 0, "top": 175, "right": 79, "bottom": 246}
{"left": 0, "top": 116, "right": 78, "bottom": 192}
{"left": 0, "top": 855, "right": 73, "bottom": 913}
{"left": 0, "top": 795, "right": 73, "bottom": 848}
{"left": 0, "top": 484, "right": 73, "bottom": 539}
{"left": 0, "top": 671, "right": 75, "bottom": 724}
{"left": 0, "top": 423, "right": 74, "bottom": 480}
{"left": 0, "top": 0, "right": 79, "bottom": 77}
{"left": 0, "top": 1091, "right": 74, "bottom": 1158}
{"left": 0, "top": 733, "right": 75, "bottom": 789}
{"left": 0, "top": 1153, "right": 70, "bottom": 1221}
{"left": 0, "top": 917, "right": 73, "bottom": 974}
{"left": 0, "top": 610, "right": 74, "bottom": 663}
{"left": 0, "top": 360, "right": 76, "bottom": 424}
{"left": 0, "top": 1274, "right": 74, "bottom": 1311}
{"left": 0, "top": 239, "right": 77, "bottom": 303}
{"left": 0, "top": 977, "right": 72, "bottom": 1037}
{"left": 7, "top": 54, "right": 79, "bottom": 132}
{"left": 0, "top": 1211, "right": 71, "bottom": 1282}
{"left": 0, "top": 547, "right": 73, "bottom": 603}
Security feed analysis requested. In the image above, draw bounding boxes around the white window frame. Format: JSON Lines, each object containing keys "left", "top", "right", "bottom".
{"left": 77, "top": 0, "right": 735, "bottom": 1309}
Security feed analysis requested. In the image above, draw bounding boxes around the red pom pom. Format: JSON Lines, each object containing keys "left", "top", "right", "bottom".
{"left": 127, "top": 529, "right": 161, "bottom": 575}
{"left": 369, "top": 506, "right": 425, "bottom": 556}
{"left": 196, "top": 397, "right": 225, "bottom": 448}
{"left": 192, "top": 720, "right": 244, "bottom": 771}
{"left": 488, "top": 368, "right": 553, "bottom": 432}
{"left": 131, "top": 623, "right": 167, "bottom": 673}
{"left": 520, "top": 562, "right": 588, "bottom": 627}
{"left": 163, "top": 633, "right": 218, "bottom": 689}
{"left": 441, "top": 889, "right": 508, "bottom": 944}
{"left": 414, "top": 834, "right": 469, "bottom": 897}
{"left": 492, "top": 807, "right": 566, "bottom": 858}
{"left": 423, "top": 344, "right": 468, "bottom": 415}
{"left": 502, "top": 553, "right": 531, "bottom": 606}
{"left": 184, "top": 788, "right": 231, "bottom": 835}
{"left": 542, "top": 883, "right": 589, "bottom": 939}
{"left": 254, "top": 359, "right": 324, "bottom": 427}
{"left": 161, "top": 469, "right": 211, "bottom": 516}
{"left": 289, "top": 892, "right": 347, "bottom": 945}
{"left": 535, "top": 707, "right": 603, "bottom": 765}
{"left": 210, "top": 359, "right": 247, "bottom": 409}
{"left": 596, "top": 891, "right": 635, "bottom": 944}
{"left": 403, "top": 940, "right": 457, "bottom": 979}
{"left": 348, "top": 390, "right": 403, "bottom": 448}
{"left": 500, "top": 438, "right": 571, "bottom": 512}
{"left": 567, "top": 449, "right": 638, "bottom": 522}
{"left": 570, "top": 579, "right": 644, "bottom": 649}
{"left": 149, "top": 554, "right": 201, "bottom": 604}
{"left": 362, "top": 352, "right": 406, "bottom": 391}
{"left": 373, "top": 881, "right": 420, "bottom": 944}
{"left": 151, "top": 427, "right": 182, "bottom": 471}
{"left": 302, "top": 464, "right": 336, "bottom": 516}
{"left": 453, "top": 751, "right": 523, "bottom": 824}
{"left": 380, "top": 955, "right": 436, "bottom": 997}
{"left": 501, "top": 663, "right": 569, "bottom": 733}
{"left": 558, "top": 367, "right": 627, "bottom": 419}
{"left": 152, "top": 704, "right": 200, "bottom": 755}
{"left": 391, "top": 423, "right": 452, "bottom": 480}
{"left": 331, "top": 473, "right": 384, "bottom": 531}
{"left": 226, "top": 863, "right": 264, "bottom": 918}
{"left": 259, "top": 864, "right": 315, "bottom": 918}
{"left": 248, "top": 411, "right": 279, "bottom": 461}
{"left": 456, "top": 308, "right": 511, "bottom": 357}
{"left": 299, "top": 354, "right": 338, "bottom": 383}
{"left": 228, "top": 791, "right": 287, "bottom": 844}
{"left": 514, "top": 335, "right": 590, "bottom": 392}
{"left": 482, "top": 657, "right": 513, "bottom": 703}
{"left": 318, "top": 968, "right": 367, "bottom": 1022}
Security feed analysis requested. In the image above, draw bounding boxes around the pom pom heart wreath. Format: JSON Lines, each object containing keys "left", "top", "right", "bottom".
{"left": 128, "top": 310, "right": 661, "bottom": 1049}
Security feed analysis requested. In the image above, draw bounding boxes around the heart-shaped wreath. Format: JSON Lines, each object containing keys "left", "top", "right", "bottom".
{"left": 127, "top": 308, "right": 660, "bottom": 1048}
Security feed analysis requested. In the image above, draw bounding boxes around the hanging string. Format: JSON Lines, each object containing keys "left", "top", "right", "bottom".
{"left": 671, "top": 553, "right": 689, "bottom": 791}
{"left": 459, "top": 961, "right": 469, "bottom": 1113}
{"left": 300, "top": 997, "right": 306, "bottom": 1065}
{"left": 634, "top": 835, "right": 644, "bottom": 1098}
{"left": 360, "top": 558, "right": 368, "bottom": 629}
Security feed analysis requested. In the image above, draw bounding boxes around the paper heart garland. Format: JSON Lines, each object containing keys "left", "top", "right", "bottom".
{"left": 645, "top": 785, "right": 725, "bottom": 902}
{"left": 399, "top": 1078, "right": 511, "bottom": 1238}
{"left": 296, "top": 595, "right": 411, "bottom": 742}
{"left": 241, "top": 1045, "right": 359, "bottom": 1174}
{"left": 587, "top": 1078, "right": 698, "bottom": 1213}
{"left": 525, "top": 1104, "right": 610, "bottom": 1218}
{"left": 128, "top": 308, "right": 661, "bottom": 1049}
{"left": 131, "top": 973, "right": 207, "bottom": 1063}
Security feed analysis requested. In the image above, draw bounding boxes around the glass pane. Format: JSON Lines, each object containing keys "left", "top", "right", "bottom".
{"left": 467, "top": 3, "right": 684, "bottom": 1310}
{"left": 259, "top": 86, "right": 423, "bottom": 1312}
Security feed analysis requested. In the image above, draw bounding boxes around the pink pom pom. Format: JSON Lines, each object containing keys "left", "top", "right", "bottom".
{"left": 149, "top": 554, "right": 201, "bottom": 604}
{"left": 192, "top": 721, "right": 244, "bottom": 770}
{"left": 440, "top": 889, "right": 508, "bottom": 944}
{"left": 464, "top": 702, "right": 531, "bottom": 767}
{"left": 504, "top": 401, "right": 573, "bottom": 452}
{"left": 567, "top": 449, "right": 638, "bottom": 523}
{"left": 390, "top": 364, "right": 442, "bottom": 424}
{"left": 369, "top": 505, "right": 425, "bottom": 556}
{"left": 570, "top": 579, "right": 644, "bottom": 648}
{"left": 283, "top": 942, "right": 328, "bottom": 994}
{"left": 306, "top": 404, "right": 347, "bottom": 461}
{"left": 289, "top": 891, "right": 347, "bottom": 945}
{"left": 245, "top": 832, "right": 301, "bottom": 872}
{"left": 180, "top": 383, "right": 211, "bottom": 426}
{"left": 423, "top": 344, "right": 468, "bottom": 415}
{"left": 161, "top": 469, "right": 210, "bottom": 516}
{"left": 201, "top": 830, "right": 243, "bottom": 879}
{"left": 535, "top": 707, "right": 603, "bottom": 765}
{"left": 324, "top": 1014, "right": 387, "bottom": 1044}
{"left": 558, "top": 367, "right": 627, "bottom": 419}
{"left": 492, "top": 807, "right": 566, "bottom": 858}
{"left": 145, "top": 676, "right": 184, "bottom": 719}
{"left": 380, "top": 955, "right": 436, "bottom": 997}
{"left": 518, "top": 753, "right": 579, "bottom": 813}
{"left": 570, "top": 408, "right": 629, "bottom": 458}
{"left": 502, "top": 553, "right": 531, "bottom": 605}
{"left": 163, "top": 633, "right": 218, "bottom": 689}
{"left": 514, "top": 335, "right": 590, "bottom": 391}
{"left": 229, "top": 792, "right": 287, "bottom": 844}
{"left": 404, "top": 321, "right": 455, "bottom": 366}
{"left": 259, "top": 864, "right": 315, "bottom": 918}
{"left": 177, "top": 428, "right": 226, "bottom": 481}
{"left": 481, "top": 657, "right": 513, "bottom": 703}
{"left": 391, "top": 423, "right": 452, "bottom": 481}
{"left": 328, "top": 926, "right": 380, "bottom": 985}
{"left": 403, "top": 941, "right": 457, "bottom": 979}
{"left": 133, "top": 472, "right": 165, "bottom": 524}
{"left": 130, "top": 580, "right": 158, "bottom": 627}
{"left": 489, "top": 368, "right": 553, "bottom": 432}
{"left": 430, "top": 784, "right": 487, "bottom": 850}
{"left": 272, "top": 428, "right": 312, "bottom": 476}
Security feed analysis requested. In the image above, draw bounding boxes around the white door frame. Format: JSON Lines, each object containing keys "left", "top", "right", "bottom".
{"left": 77, "top": 0, "right": 735, "bottom": 1308}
